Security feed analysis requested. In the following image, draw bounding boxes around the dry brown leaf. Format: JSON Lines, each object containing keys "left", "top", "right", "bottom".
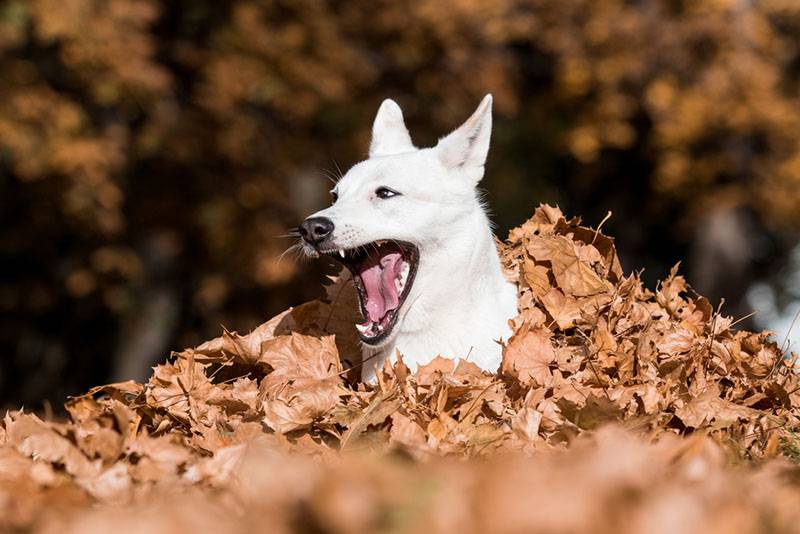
{"left": 501, "top": 328, "right": 557, "bottom": 387}
{"left": 527, "top": 235, "right": 613, "bottom": 297}
{"left": 675, "top": 388, "right": 759, "bottom": 429}
{"left": 5, "top": 413, "right": 99, "bottom": 479}
{"left": 260, "top": 334, "right": 344, "bottom": 433}
{"left": 389, "top": 412, "right": 428, "bottom": 452}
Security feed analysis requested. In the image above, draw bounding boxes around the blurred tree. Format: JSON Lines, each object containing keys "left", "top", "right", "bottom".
{"left": 1, "top": 0, "right": 800, "bottom": 406}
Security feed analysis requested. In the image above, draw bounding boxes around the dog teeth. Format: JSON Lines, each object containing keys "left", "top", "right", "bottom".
{"left": 356, "top": 323, "right": 370, "bottom": 334}
{"left": 339, "top": 249, "right": 346, "bottom": 259}
{"left": 393, "top": 261, "right": 410, "bottom": 294}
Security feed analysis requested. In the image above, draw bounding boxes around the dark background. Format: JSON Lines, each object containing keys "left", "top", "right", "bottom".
{"left": 3, "top": 0, "right": 800, "bottom": 408}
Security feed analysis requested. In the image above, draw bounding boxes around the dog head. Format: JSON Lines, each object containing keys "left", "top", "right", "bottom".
{"left": 300, "top": 95, "right": 495, "bottom": 346}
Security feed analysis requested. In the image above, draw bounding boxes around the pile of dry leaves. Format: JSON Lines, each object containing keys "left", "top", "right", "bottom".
{"left": 3, "top": 204, "right": 800, "bottom": 533}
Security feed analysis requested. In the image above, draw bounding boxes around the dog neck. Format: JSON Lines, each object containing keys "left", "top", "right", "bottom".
{"left": 413, "top": 210, "right": 505, "bottom": 316}
{"left": 362, "top": 206, "right": 516, "bottom": 379}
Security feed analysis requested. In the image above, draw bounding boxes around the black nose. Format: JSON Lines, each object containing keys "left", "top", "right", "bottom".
{"left": 300, "top": 216, "right": 334, "bottom": 246}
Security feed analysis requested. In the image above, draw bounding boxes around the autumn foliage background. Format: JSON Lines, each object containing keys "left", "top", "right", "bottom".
{"left": 5, "top": 0, "right": 800, "bottom": 531}
{"left": 2, "top": 0, "right": 800, "bottom": 407}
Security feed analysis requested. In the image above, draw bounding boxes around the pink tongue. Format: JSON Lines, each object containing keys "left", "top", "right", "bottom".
{"left": 359, "top": 252, "right": 403, "bottom": 323}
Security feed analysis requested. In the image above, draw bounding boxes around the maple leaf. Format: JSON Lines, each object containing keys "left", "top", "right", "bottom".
{"left": 527, "top": 235, "right": 613, "bottom": 297}
{"left": 501, "top": 328, "right": 557, "bottom": 387}
{"left": 259, "top": 333, "right": 345, "bottom": 434}
{"left": 522, "top": 259, "right": 552, "bottom": 297}
{"left": 388, "top": 412, "right": 428, "bottom": 453}
{"left": 512, "top": 407, "right": 543, "bottom": 441}
{"left": 674, "top": 389, "right": 759, "bottom": 429}
{"left": 557, "top": 395, "right": 624, "bottom": 430}
{"left": 4, "top": 412, "right": 100, "bottom": 480}
{"left": 539, "top": 288, "right": 611, "bottom": 329}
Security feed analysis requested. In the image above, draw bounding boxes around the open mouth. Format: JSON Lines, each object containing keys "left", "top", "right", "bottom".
{"left": 323, "top": 241, "right": 419, "bottom": 345}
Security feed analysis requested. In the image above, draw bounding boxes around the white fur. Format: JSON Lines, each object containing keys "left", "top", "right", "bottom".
{"left": 307, "top": 95, "right": 518, "bottom": 382}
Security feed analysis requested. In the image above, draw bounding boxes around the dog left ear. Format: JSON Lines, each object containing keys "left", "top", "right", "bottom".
{"left": 370, "top": 99, "right": 415, "bottom": 158}
{"left": 436, "top": 94, "right": 493, "bottom": 178}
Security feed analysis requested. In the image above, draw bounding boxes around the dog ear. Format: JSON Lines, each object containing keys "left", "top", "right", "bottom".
{"left": 369, "top": 99, "right": 415, "bottom": 157}
{"left": 436, "top": 94, "right": 493, "bottom": 177}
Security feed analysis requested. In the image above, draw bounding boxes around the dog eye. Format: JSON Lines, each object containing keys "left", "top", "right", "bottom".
{"left": 375, "top": 187, "right": 400, "bottom": 199}
{"left": 330, "top": 190, "right": 338, "bottom": 203}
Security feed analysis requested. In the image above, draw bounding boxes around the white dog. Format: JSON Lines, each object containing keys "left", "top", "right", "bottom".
{"left": 300, "top": 95, "right": 518, "bottom": 382}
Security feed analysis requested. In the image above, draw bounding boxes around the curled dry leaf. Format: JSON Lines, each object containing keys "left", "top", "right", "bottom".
{"left": 260, "top": 333, "right": 345, "bottom": 434}
{"left": 501, "top": 328, "right": 557, "bottom": 388}
{"left": 527, "top": 235, "right": 613, "bottom": 297}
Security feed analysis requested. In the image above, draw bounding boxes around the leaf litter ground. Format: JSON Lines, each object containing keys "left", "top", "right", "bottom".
{"left": 5, "top": 205, "right": 800, "bottom": 533}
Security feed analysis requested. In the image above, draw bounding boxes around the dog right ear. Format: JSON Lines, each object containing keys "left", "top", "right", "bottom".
{"left": 369, "top": 99, "right": 415, "bottom": 158}
{"left": 435, "top": 94, "right": 492, "bottom": 175}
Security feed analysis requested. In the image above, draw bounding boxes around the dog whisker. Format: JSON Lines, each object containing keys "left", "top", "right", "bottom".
{"left": 321, "top": 169, "right": 339, "bottom": 185}
{"left": 277, "top": 243, "right": 302, "bottom": 264}
{"left": 275, "top": 226, "right": 302, "bottom": 239}
{"left": 332, "top": 159, "right": 344, "bottom": 182}
{"left": 321, "top": 163, "right": 345, "bottom": 185}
